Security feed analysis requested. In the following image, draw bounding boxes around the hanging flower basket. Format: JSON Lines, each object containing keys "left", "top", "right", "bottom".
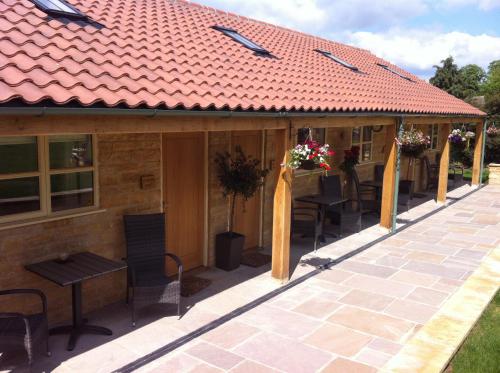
{"left": 487, "top": 124, "right": 498, "bottom": 137}
{"left": 448, "top": 128, "right": 467, "bottom": 145}
{"left": 396, "top": 128, "right": 430, "bottom": 158}
{"left": 287, "top": 139, "right": 334, "bottom": 171}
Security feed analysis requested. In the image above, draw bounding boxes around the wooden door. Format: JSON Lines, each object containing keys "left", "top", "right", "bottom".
{"left": 232, "top": 131, "right": 262, "bottom": 250}
{"left": 163, "top": 133, "right": 205, "bottom": 272}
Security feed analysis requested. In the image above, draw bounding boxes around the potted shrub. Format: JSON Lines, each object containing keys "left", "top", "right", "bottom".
{"left": 287, "top": 139, "right": 334, "bottom": 171}
{"left": 214, "top": 146, "right": 269, "bottom": 271}
{"left": 339, "top": 145, "right": 360, "bottom": 198}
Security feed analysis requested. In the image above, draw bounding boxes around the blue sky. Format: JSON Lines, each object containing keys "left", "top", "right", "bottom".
{"left": 194, "top": 0, "right": 500, "bottom": 79}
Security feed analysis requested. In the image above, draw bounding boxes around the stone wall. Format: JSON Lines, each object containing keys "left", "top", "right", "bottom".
{"left": 0, "top": 133, "right": 162, "bottom": 323}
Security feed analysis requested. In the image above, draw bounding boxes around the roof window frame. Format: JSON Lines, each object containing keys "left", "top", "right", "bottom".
{"left": 376, "top": 63, "right": 413, "bottom": 82}
{"left": 314, "top": 49, "right": 359, "bottom": 72}
{"left": 31, "top": 0, "right": 87, "bottom": 20}
{"left": 212, "top": 25, "right": 270, "bottom": 55}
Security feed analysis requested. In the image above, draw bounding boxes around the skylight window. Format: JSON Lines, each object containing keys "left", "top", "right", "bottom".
{"left": 377, "top": 63, "right": 413, "bottom": 82}
{"left": 212, "top": 26, "right": 270, "bottom": 55}
{"left": 315, "top": 49, "right": 359, "bottom": 72}
{"left": 31, "top": 0, "right": 86, "bottom": 19}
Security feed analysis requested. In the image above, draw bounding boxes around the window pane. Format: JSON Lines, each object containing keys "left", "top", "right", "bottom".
{"left": 51, "top": 172, "right": 94, "bottom": 212}
{"left": 0, "top": 137, "right": 38, "bottom": 174}
{"left": 297, "top": 128, "right": 310, "bottom": 144}
{"left": 433, "top": 125, "right": 439, "bottom": 136}
{"left": 0, "top": 177, "right": 40, "bottom": 217}
{"left": 313, "top": 128, "right": 326, "bottom": 144}
{"left": 362, "top": 143, "right": 372, "bottom": 161}
{"left": 49, "top": 135, "right": 92, "bottom": 169}
{"left": 352, "top": 127, "right": 361, "bottom": 144}
{"left": 362, "top": 126, "right": 373, "bottom": 141}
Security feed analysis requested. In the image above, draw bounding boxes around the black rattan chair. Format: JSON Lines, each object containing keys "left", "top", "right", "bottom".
{"left": 123, "top": 213, "right": 183, "bottom": 326}
{"left": 321, "top": 174, "right": 362, "bottom": 236}
{"left": 398, "top": 180, "right": 415, "bottom": 212}
{"left": 291, "top": 204, "right": 321, "bottom": 252}
{"left": 0, "top": 289, "right": 50, "bottom": 367}
{"left": 422, "top": 155, "right": 439, "bottom": 191}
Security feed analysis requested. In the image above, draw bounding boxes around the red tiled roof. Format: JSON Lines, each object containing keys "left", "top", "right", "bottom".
{"left": 0, "top": 0, "right": 484, "bottom": 116}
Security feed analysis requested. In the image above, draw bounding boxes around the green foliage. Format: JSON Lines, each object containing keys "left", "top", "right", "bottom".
{"left": 430, "top": 57, "right": 465, "bottom": 98}
{"left": 449, "top": 291, "right": 500, "bottom": 373}
{"left": 215, "top": 146, "right": 269, "bottom": 232}
{"left": 459, "top": 64, "right": 486, "bottom": 99}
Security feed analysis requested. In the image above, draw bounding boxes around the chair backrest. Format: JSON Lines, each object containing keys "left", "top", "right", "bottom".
{"left": 422, "top": 155, "right": 431, "bottom": 175}
{"left": 374, "top": 165, "right": 384, "bottom": 182}
{"left": 320, "top": 175, "right": 342, "bottom": 198}
{"left": 123, "top": 213, "right": 166, "bottom": 275}
{"left": 399, "top": 180, "right": 414, "bottom": 199}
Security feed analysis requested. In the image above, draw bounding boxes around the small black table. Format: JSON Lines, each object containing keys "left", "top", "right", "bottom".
{"left": 295, "top": 194, "right": 348, "bottom": 241}
{"left": 359, "top": 180, "right": 383, "bottom": 200}
{"left": 26, "top": 252, "right": 127, "bottom": 351}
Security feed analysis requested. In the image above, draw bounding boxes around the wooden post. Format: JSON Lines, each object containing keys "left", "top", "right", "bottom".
{"left": 271, "top": 128, "right": 292, "bottom": 281}
{"left": 380, "top": 122, "right": 397, "bottom": 229}
{"left": 472, "top": 121, "right": 485, "bottom": 186}
{"left": 437, "top": 122, "right": 451, "bottom": 203}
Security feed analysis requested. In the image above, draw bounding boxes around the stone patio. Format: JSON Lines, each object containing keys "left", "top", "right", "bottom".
{"left": 2, "top": 183, "right": 499, "bottom": 373}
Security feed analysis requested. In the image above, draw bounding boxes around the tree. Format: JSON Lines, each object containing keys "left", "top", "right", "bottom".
{"left": 459, "top": 64, "right": 486, "bottom": 99}
{"left": 430, "top": 57, "right": 465, "bottom": 98}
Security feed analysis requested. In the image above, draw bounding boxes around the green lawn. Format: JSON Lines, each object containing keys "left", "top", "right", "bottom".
{"left": 446, "top": 290, "right": 500, "bottom": 373}
{"left": 448, "top": 168, "right": 489, "bottom": 183}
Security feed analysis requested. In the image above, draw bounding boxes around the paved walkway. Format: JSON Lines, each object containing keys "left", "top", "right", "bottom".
{"left": 6, "top": 184, "right": 499, "bottom": 373}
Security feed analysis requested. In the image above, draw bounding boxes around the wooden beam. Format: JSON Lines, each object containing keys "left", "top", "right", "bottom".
{"left": 406, "top": 116, "right": 484, "bottom": 125}
{"left": 380, "top": 122, "right": 398, "bottom": 229}
{"left": 271, "top": 128, "right": 292, "bottom": 281}
{"left": 0, "top": 115, "right": 287, "bottom": 136}
{"left": 471, "top": 121, "right": 485, "bottom": 186}
{"left": 437, "top": 122, "right": 451, "bottom": 203}
{"left": 292, "top": 116, "right": 395, "bottom": 129}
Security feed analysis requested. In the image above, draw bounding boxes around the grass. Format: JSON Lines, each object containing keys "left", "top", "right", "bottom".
{"left": 446, "top": 290, "right": 500, "bottom": 373}
{"left": 448, "top": 168, "right": 489, "bottom": 183}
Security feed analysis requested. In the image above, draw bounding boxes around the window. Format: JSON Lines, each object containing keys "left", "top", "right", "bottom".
{"left": 315, "top": 49, "right": 359, "bottom": 71}
{"left": 31, "top": 0, "right": 87, "bottom": 19}
{"left": 297, "top": 128, "right": 326, "bottom": 145}
{"left": 428, "top": 124, "right": 439, "bottom": 150}
{"left": 352, "top": 126, "right": 373, "bottom": 162}
{"left": 376, "top": 63, "right": 413, "bottom": 82}
{"left": 212, "top": 26, "right": 270, "bottom": 55}
{"left": 0, "top": 135, "right": 97, "bottom": 224}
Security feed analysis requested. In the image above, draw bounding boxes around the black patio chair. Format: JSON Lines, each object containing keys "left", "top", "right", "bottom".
{"left": 321, "top": 174, "right": 363, "bottom": 236}
{"left": 123, "top": 213, "right": 183, "bottom": 326}
{"left": 351, "top": 170, "right": 381, "bottom": 216}
{"left": 422, "top": 155, "right": 439, "bottom": 191}
{"left": 398, "top": 180, "right": 415, "bottom": 212}
{"left": 0, "top": 289, "right": 50, "bottom": 367}
{"left": 291, "top": 204, "right": 321, "bottom": 252}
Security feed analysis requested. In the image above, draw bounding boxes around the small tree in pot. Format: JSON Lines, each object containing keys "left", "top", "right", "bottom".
{"left": 214, "top": 146, "right": 269, "bottom": 271}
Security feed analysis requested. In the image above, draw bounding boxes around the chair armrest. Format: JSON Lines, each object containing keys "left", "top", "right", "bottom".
{"left": 165, "top": 253, "right": 183, "bottom": 273}
{"left": 0, "top": 312, "right": 31, "bottom": 339}
{"left": 0, "top": 289, "right": 47, "bottom": 316}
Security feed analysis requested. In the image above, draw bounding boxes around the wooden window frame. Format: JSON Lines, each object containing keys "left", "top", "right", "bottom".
{"left": 428, "top": 124, "right": 439, "bottom": 150}
{"left": 351, "top": 126, "right": 373, "bottom": 162}
{"left": 0, "top": 134, "right": 99, "bottom": 224}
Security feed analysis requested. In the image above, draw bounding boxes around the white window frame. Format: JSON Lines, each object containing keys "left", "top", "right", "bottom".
{"left": 351, "top": 126, "right": 373, "bottom": 162}
{"left": 0, "top": 134, "right": 99, "bottom": 224}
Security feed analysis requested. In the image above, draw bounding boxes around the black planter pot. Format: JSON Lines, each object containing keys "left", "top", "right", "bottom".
{"left": 215, "top": 232, "right": 245, "bottom": 271}
{"left": 300, "top": 160, "right": 316, "bottom": 170}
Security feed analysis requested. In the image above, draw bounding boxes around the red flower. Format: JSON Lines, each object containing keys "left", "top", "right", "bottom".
{"left": 327, "top": 150, "right": 335, "bottom": 156}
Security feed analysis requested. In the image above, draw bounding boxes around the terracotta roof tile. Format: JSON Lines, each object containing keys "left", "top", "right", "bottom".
{"left": 0, "top": 0, "right": 484, "bottom": 116}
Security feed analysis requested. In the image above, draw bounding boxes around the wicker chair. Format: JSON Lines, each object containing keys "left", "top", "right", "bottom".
{"left": 0, "top": 289, "right": 50, "bottom": 367}
{"left": 123, "top": 213, "right": 183, "bottom": 326}
{"left": 291, "top": 204, "right": 321, "bottom": 252}
{"left": 422, "top": 155, "right": 439, "bottom": 191}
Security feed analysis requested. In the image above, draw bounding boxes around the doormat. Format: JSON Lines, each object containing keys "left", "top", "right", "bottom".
{"left": 181, "top": 276, "right": 212, "bottom": 297}
{"left": 241, "top": 251, "right": 272, "bottom": 268}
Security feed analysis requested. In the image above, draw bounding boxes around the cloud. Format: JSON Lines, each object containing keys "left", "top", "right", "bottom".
{"left": 438, "top": 0, "right": 500, "bottom": 10}
{"left": 346, "top": 29, "right": 500, "bottom": 78}
{"left": 196, "top": 0, "right": 428, "bottom": 32}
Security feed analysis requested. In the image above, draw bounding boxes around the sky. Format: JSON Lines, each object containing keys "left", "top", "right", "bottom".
{"left": 193, "top": 0, "right": 500, "bottom": 79}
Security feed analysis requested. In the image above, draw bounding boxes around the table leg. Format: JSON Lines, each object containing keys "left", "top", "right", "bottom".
{"left": 49, "top": 282, "right": 113, "bottom": 351}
